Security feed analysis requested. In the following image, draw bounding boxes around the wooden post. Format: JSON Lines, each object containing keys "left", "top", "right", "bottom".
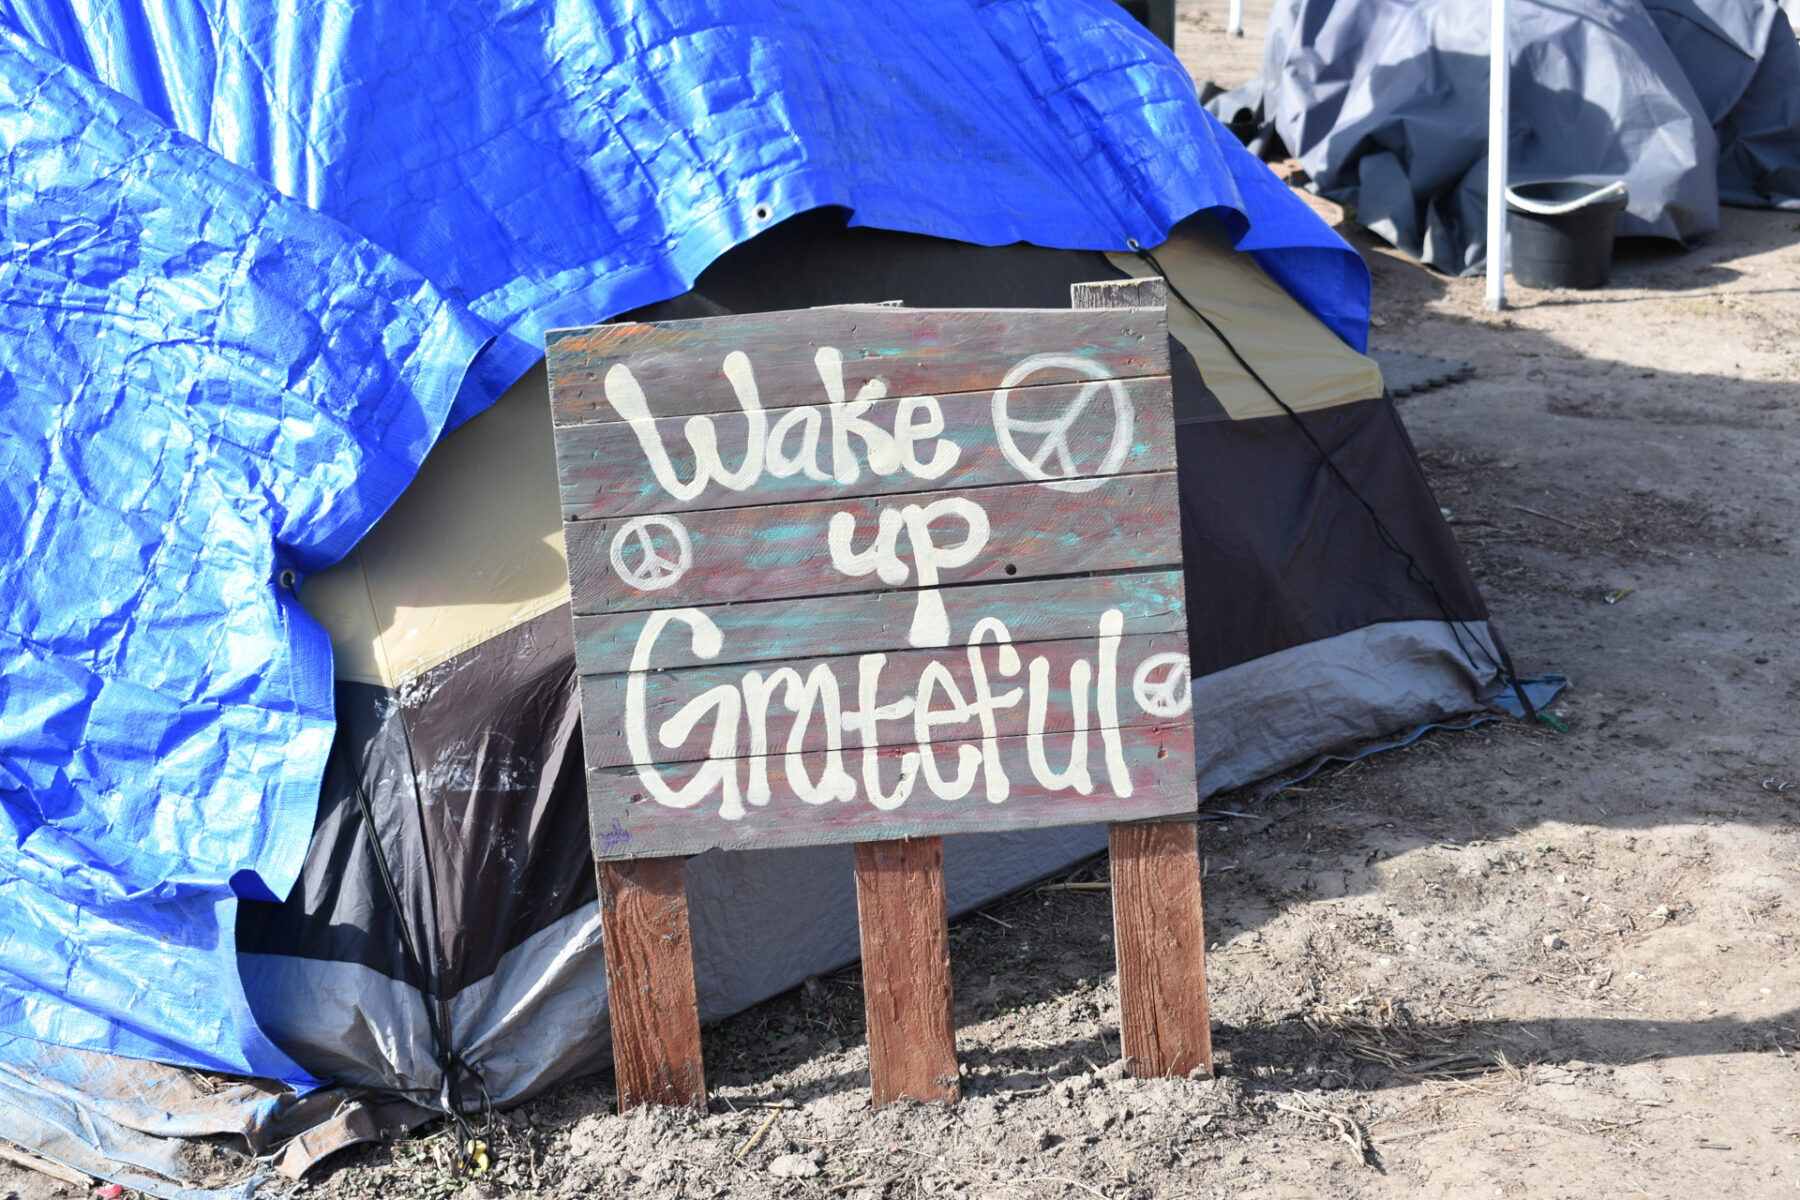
{"left": 596, "top": 856, "right": 707, "bottom": 1110}
{"left": 853, "top": 837, "right": 960, "bottom": 1106}
{"left": 1068, "top": 277, "right": 1211, "bottom": 1078}
{"left": 1109, "top": 820, "right": 1212, "bottom": 1077}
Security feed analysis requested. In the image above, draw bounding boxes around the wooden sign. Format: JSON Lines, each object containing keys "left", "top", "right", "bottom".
{"left": 547, "top": 280, "right": 1209, "bottom": 1111}
{"left": 549, "top": 300, "right": 1198, "bottom": 857}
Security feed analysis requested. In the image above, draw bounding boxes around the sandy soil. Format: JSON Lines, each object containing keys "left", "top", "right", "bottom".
{"left": 6, "top": 6, "right": 1796, "bottom": 1200}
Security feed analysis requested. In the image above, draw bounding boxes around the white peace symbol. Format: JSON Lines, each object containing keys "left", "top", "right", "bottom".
{"left": 991, "top": 353, "right": 1134, "bottom": 493}
{"left": 609, "top": 515, "right": 693, "bottom": 592}
{"left": 1132, "top": 652, "right": 1192, "bottom": 718}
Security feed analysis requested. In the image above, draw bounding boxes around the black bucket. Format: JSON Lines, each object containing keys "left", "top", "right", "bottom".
{"left": 1505, "top": 179, "right": 1630, "bottom": 289}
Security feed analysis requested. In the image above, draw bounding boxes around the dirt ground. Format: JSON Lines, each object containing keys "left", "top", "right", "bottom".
{"left": 6, "top": 5, "right": 1797, "bottom": 1199}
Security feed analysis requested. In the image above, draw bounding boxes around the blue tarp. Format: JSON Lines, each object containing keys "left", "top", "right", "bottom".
{"left": 0, "top": 0, "right": 1369, "bottom": 1091}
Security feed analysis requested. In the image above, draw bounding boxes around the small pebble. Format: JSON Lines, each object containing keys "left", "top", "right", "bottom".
{"left": 1544, "top": 934, "right": 1565, "bottom": 950}
{"left": 768, "top": 1153, "right": 821, "bottom": 1179}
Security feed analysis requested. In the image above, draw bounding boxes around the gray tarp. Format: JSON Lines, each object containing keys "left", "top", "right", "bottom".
{"left": 1212, "top": 0, "right": 1800, "bottom": 274}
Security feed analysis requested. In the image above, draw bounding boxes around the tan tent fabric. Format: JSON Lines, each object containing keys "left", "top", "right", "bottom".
{"left": 303, "top": 230, "right": 1382, "bottom": 683}
{"left": 300, "top": 363, "right": 570, "bottom": 688}
{"left": 1106, "top": 221, "right": 1383, "bottom": 420}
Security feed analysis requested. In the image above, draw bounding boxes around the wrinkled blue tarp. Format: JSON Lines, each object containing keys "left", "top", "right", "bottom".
{"left": 0, "top": 0, "right": 1369, "bottom": 1093}
{"left": 0, "top": 28, "right": 482, "bottom": 1088}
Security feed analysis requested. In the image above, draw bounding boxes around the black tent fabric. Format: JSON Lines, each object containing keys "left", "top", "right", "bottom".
{"left": 1211, "top": 0, "right": 1800, "bottom": 275}
{"left": 237, "top": 209, "right": 1508, "bottom": 1121}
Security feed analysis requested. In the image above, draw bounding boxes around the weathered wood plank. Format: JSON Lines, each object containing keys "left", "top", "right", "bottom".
{"left": 546, "top": 307, "right": 1169, "bottom": 427}
{"left": 1072, "top": 276, "right": 1169, "bottom": 311}
{"left": 555, "top": 375, "right": 1175, "bottom": 519}
{"left": 566, "top": 472, "right": 1181, "bottom": 616}
{"left": 1109, "top": 819, "right": 1212, "bottom": 1078}
{"left": 580, "top": 630, "right": 1190, "bottom": 769}
{"left": 585, "top": 723, "right": 1196, "bottom": 859}
{"left": 854, "top": 837, "right": 959, "bottom": 1106}
{"left": 572, "top": 570, "right": 1186, "bottom": 676}
{"left": 596, "top": 856, "right": 707, "bottom": 1109}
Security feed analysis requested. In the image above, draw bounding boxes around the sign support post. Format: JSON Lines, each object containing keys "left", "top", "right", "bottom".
{"left": 1109, "top": 820, "right": 1212, "bottom": 1076}
{"left": 853, "top": 837, "right": 960, "bottom": 1104}
{"left": 596, "top": 856, "right": 706, "bottom": 1110}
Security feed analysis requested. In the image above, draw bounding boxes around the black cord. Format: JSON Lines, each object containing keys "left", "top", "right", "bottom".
{"left": 1129, "top": 240, "right": 1541, "bottom": 723}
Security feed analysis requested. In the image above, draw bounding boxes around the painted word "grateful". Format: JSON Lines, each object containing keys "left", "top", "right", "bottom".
{"left": 624, "top": 608, "right": 1136, "bottom": 821}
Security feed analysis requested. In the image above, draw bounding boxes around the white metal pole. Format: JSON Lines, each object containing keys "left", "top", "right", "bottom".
{"left": 1228, "top": 0, "right": 1244, "bottom": 37}
{"left": 1485, "top": 0, "right": 1509, "bottom": 310}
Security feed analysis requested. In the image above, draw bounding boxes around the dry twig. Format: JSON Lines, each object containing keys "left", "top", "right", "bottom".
{"left": 0, "top": 1141, "right": 92, "bottom": 1187}
{"left": 736, "top": 1107, "right": 782, "bottom": 1160}
{"left": 1274, "top": 1096, "right": 1376, "bottom": 1167}
{"left": 1020, "top": 1175, "right": 1113, "bottom": 1199}
{"left": 1510, "top": 503, "right": 1586, "bottom": 530}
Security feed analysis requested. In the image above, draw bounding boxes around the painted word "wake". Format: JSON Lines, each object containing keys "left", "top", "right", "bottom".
{"left": 605, "top": 345, "right": 1132, "bottom": 499}
{"left": 625, "top": 608, "right": 1135, "bottom": 820}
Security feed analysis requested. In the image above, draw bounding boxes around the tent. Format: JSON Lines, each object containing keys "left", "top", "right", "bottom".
{"left": 245, "top": 203, "right": 1505, "bottom": 1110}
{"left": 1210, "top": 0, "right": 1800, "bottom": 274}
{"left": 0, "top": 2, "right": 1530, "bottom": 1194}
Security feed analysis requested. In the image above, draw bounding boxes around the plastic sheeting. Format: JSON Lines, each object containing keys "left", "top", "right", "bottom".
{"left": 0, "top": 1033, "right": 434, "bottom": 1199}
{"left": 0, "top": 0, "right": 1372, "bottom": 375}
{"left": 0, "top": 27, "right": 482, "bottom": 1087}
{"left": 0, "top": 0, "right": 1371, "bottom": 1100}
{"left": 1213, "top": 0, "right": 1800, "bottom": 274}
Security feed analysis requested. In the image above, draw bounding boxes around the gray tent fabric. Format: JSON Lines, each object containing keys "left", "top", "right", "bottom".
{"left": 238, "top": 825, "right": 1118, "bottom": 1107}
{"left": 1644, "top": 0, "right": 1800, "bottom": 206}
{"left": 1212, "top": 0, "right": 1800, "bottom": 274}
